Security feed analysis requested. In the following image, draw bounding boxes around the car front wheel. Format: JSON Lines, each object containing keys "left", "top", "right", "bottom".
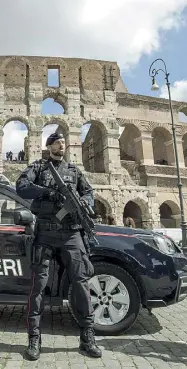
{"left": 68, "top": 262, "right": 141, "bottom": 335}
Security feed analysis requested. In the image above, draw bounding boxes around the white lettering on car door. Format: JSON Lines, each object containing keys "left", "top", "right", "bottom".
{"left": 3, "top": 259, "right": 18, "bottom": 276}
{"left": 16, "top": 259, "right": 23, "bottom": 276}
{"left": 0, "top": 259, "right": 23, "bottom": 276}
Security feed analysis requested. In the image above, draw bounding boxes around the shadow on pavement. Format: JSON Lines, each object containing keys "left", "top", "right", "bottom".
{"left": 0, "top": 305, "right": 166, "bottom": 362}
{"left": 98, "top": 337, "right": 187, "bottom": 365}
{"left": 0, "top": 305, "right": 162, "bottom": 336}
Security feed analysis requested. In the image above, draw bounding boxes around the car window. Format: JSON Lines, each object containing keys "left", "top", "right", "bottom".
{"left": 0, "top": 194, "right": 26, "bottom": 225}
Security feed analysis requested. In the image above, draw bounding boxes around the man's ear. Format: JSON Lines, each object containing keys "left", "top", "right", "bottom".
{"left": 46, "top": 145, "right": 51, "bottom": 150}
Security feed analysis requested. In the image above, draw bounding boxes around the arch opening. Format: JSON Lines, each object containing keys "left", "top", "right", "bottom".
{"left": 179, "top": 112, "right": 187, "bottom": 123}
{"left": 160, "top": 200, "right": 180, "bottom": 228}
{"left": 41, "top": 98, "right": 64, "bottom": 115}
{"left": 82, "top": 121, "right": 106, "bottom": 173}
{"left": 3, "top": 120, "right": 28, "bottom": 162}
{"left": 178, "top": 106, "right": 187, "bottom": 123}
{"left": 94, "top": 199, "right": 107, "bottom": 224}
{"left": 152, "top": 127, "right": 172, "bottom": 165}
{"left": 119, "top": 124, "right": 141, "bottom": 161}
{"left": 123, "top": 201, "right": 142, "bottom": 228}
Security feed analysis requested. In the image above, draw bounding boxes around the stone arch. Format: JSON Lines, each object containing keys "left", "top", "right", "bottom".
{"left": 94, "top": 194, "right": 113, "bottom": 224}
{"left": 94, "top": 193, "right": 112, "bottom": 214}
{"left": 119, "top": 124, "right": 141, "bottom": 161}
{"left": 82, "top": 119, "right": 108, "bottom": 135}
{"left": 78, "top": 60, "right": 103, "bottom": 90}
{"left": 78, "top": 59, "right": 103, "bottom": 70}
{"left": 3, "top": 116, "right": 29, "bottom": 129}
{"left": 152, "top": 127, "right": 173, "bottom": 165}
{"left": 0, "top": 56, "right": 31, "bottom": 70}
{"left": 42, "top": 91, "right": 67, "bottom": 114}
{"left": 159, "top": 200, "right": 180, "bottom": 228}
{"left": 2, "top": 57, "right": 32, "bottom": 90}
{"left": 123, "top": 197, "right": 151, "bottom": 229}
{"left": 123, "top": 201, "right": 142, "bottom": 228}
{"left": 117, "top": 119, "right": 141, "bottom": 131}
{"left": 39, "top": 58, "right": 68, "bottom": 70}
{"left": 82, "top": 120, "right": 107, "bottom": 173}
{"left": 42, "top": 117, "right": 69, "bottom": 134}
{"left": 177, "top": 104, "right": 187, "bottom": 123}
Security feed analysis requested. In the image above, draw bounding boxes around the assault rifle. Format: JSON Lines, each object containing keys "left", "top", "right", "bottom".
{"left": 48, "top": 162, "right": 98, "bottom": 244}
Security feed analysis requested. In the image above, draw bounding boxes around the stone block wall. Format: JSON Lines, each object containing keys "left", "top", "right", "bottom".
{"left": 0, "top": 55, "right": 187, "bottom": 228}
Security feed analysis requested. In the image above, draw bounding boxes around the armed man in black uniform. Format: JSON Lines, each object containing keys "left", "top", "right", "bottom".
{"left": 16, "top": 132, "right": 102, "bottom": 361}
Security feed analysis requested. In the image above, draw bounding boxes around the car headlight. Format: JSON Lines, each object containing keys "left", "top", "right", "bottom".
{"left": 137, "top": 234, "right": 178, "bottom": 255}
{"left": 153, "top": 235, "right": 177, "bottom": 255}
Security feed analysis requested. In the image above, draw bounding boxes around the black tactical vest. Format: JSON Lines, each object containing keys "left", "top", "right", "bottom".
{"left": 31, "top": 159, "right": 79, "bottom": 226}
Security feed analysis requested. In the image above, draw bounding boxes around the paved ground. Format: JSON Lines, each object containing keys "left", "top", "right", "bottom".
{"left": 1, "top": 301, "right": 187, "bottom": 369}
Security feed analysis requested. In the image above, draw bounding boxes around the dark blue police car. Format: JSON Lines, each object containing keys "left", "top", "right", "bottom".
{"left": 0, "top": 182, "right": 187, "bottom": 335}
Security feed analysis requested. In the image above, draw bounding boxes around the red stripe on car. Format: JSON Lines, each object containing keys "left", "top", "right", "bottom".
{"left": 96, "top": 231, "right": 135, "bottom": 238}
{"left": 0, "top": 226, "right": 25, "bottom": 232}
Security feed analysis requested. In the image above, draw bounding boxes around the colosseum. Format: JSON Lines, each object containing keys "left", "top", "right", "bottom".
{"left": 0, "top": 55, "right": 187, "bottom": 229}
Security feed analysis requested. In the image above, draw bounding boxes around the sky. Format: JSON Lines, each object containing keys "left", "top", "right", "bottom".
{"left": 1, "top": 0, "right": 187, "bottom": 156}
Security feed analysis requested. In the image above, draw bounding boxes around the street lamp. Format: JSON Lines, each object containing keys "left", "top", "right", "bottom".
{"left": 149, "top": 58, "right": 187, "bottom": 248}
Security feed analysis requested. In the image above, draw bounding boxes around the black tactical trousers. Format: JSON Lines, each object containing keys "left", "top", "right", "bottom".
{"left": 27, "top": 230, "right": 94, "bottom": 337}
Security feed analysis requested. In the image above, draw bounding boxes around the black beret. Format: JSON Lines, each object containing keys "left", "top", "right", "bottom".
{"left": 46, "top": 133, "right": 64, "bottom": 146}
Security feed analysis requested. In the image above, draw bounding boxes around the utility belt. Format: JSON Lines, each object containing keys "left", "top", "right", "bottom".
{"left": 36, "top": 221, "right": 81, "bottom": 231}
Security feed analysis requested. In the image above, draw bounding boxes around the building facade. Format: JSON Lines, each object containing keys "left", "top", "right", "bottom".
{"left": 0, "top": 55, "right": 187, "bottom": 228}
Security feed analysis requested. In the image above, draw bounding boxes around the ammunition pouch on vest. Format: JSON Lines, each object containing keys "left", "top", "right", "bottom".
{"left": 31, "top": 160, "right": 80, "bottom": 228}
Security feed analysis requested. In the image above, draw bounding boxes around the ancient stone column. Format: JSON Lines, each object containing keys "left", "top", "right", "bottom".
{"left": 147, "top": 192, "right": 161, "bottom": 228}
{"left": 65, "top": 126, "right": 84, "bottom": 170}
{"left": 103, "top": 129, "right": 121, "bottom": 171}
{"left": 28, "top": 129, "right": 42, "bottom": 164}
{"left": 66, "top": 87, "right": 81, "bottom": 118}
{"left": 111, "top": 189, "right": 123, "bottom": 226}
{"left": 103, "top": 129, "right": 123, "bottom": 184}
{"left": 134, "top": 132, "right": 154, "bottom": 165}
{"left": 165, "top": 136, "right": 185, "bottom": 167}
{"left": 172, "top": 214, "right": 181, "bottom": 228}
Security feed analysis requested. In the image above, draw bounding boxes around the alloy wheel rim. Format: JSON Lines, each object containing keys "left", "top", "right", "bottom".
{"left": 88, "top": 274, "right": 130, "bottom": 326}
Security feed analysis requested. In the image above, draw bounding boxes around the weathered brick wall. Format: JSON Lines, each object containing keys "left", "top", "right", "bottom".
{"left": 0, "top": 56, "right": 120, "bottom": 115}
{"left": 3, "top": 163, "right": 27, "bottom": 182}
{"left": 1, "top": 55, "right": 187, "bottom": 227}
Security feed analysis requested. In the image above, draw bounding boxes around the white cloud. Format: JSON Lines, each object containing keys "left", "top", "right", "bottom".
{"left": 2, "top": 122, "right": 60, "bottom": 157}
{"left": 160, "top": 80, "right": 187, "bottom": 101}
{"left": 2, "top": 122, "right": 28, "bottom": 160}
{"left": 160, "top": 80, "right": 187, "bottom": 122}
{"left": 0, "top": 0, "right": 186, "bottom": 69}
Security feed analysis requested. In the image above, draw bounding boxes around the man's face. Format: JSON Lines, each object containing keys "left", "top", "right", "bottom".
{"left": 50, "top": 138, "right": 66, "bottom": 157}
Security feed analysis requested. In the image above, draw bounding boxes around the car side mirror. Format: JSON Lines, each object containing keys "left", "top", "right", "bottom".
{"left": 14, "top": 209, "right": 35, "bottom": 226}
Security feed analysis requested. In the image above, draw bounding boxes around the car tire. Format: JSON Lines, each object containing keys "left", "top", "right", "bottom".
{"left": 68, "top": 262, "right": 141, "bottom": 335}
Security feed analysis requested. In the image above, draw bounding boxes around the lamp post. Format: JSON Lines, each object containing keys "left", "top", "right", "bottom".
{"left": 149, "top": 58, "right": 187, "bottom": 248}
